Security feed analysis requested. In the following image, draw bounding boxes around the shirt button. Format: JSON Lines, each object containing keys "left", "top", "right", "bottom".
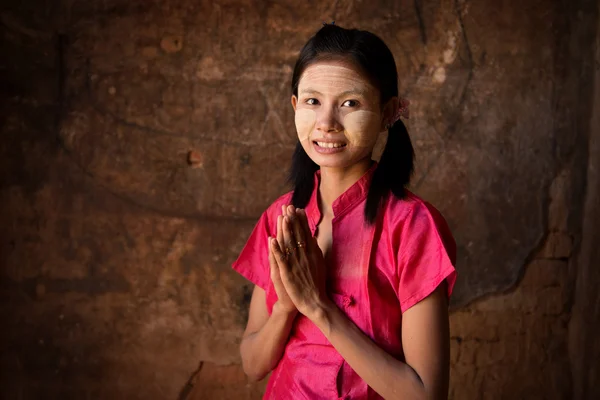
{"left": 342, "top": 295, "right": 354, "bottom": 307}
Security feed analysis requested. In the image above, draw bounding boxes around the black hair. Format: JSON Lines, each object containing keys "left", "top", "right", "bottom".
{"left": 288, "top": 24, "right": 415, "bottom": 224}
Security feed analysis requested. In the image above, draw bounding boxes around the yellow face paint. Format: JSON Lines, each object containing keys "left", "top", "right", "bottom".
{"left": 294, "top": 108, "right": 382, "bottom": 147}
{"left": 295, "top": 63, "right": 384, "bottom": 148}
{"left": 300, "top": 65, "right": 369, "bottom": 94}
{"left": 294, "top": 109, "right": 316, "bottom": 142}
{"left": 342, "top": 110, "right": 382, "bottom": 147}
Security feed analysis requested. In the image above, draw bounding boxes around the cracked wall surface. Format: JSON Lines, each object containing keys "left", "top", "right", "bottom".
{"left": 0, "top": 0, "right": 598, "bottom": 399}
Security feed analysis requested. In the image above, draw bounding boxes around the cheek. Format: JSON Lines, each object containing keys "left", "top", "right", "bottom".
{"left": 343, "top": 111, "right": 382, "bottom": 146}
{"left": 294, "top": 109, "right": 316, "bottom": 142}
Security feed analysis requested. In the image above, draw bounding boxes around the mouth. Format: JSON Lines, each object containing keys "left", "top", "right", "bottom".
{"left": 313, "top": 141, "right": 347, "bottom": 149}
{"left": 312, "top": 140, "right": 347, "bottom": 154}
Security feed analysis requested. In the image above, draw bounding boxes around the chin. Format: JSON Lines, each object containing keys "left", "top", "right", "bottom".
{"left": 306, "top": 150, "right": 371, "bottom": 170}
{"left": 312, "top": 159, "right": 350, "bottom": 169}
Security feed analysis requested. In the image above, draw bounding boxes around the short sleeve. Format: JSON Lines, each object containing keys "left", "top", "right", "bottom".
{"left": 232, "top": 211, "right": 273, "bottom": 290}
{"left": 397, "top": 202, "right": 457, "bottom": 313}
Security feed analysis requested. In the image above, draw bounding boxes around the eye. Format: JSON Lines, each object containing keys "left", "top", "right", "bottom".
{"left": 305, "top": 98, "right": 320, "bottom": 106}
{"left": 342, "top": 100, "right": 359, "bottom": 107}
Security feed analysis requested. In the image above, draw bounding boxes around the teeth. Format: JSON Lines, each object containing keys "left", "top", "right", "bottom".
{"left": 316, "top": 142, "right": 345, "bottom": 148}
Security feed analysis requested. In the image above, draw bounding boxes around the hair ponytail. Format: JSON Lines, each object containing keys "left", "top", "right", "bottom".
{"left": 289, "top": 142, "right": 319, "bottom": 209}
{"left": 365, "top": 119, "right": 415, "bottom": 224}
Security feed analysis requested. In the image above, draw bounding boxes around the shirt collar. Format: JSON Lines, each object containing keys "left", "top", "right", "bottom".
{"left": 305, "top": 162, "right": 378, "bottom": 228}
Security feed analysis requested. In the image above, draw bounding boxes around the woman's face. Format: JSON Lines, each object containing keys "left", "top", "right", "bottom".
{"left": 292, "top": 60, "right": 386, "bottom": 169}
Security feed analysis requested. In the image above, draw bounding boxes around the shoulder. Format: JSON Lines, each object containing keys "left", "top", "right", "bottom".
{"left": 385, "top": 190, "right": 456, "bottom": 262}
{"left": 384, "top": 190, "right": 442, "bottom": 223}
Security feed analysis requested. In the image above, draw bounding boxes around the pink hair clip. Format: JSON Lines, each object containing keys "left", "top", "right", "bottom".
{"left": 392, "top": 98, "right": 410, "bottom": 123}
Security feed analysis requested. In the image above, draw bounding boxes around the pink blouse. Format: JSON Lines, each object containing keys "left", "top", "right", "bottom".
{"left": 233, "top": 164, "right": 457, "bottom": 399}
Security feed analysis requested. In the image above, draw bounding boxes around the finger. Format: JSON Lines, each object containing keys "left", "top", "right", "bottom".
{"left": 277, "top": 215, "right": 285, "bottom": 252}
{"left": 287, "top": 207, "right": 304, "bottom": 241}
{"left": 281, "top": 204, "right": 288, "bottom": 222}
{"left": 282, "top": 216, "right": 298, "bottom": 262}
{"left": 295, "top": 209, "right": 318, "bottom": 253}
{"left": 271, "top": 238, "right": 296, "bottom": 297}
{"left": 296, "top": 209, "right": 314, "bottom": 256}
{"left": 271, "top": 237, "right": 290, "bottom": 271}
{"left": 288, "top": 209, "right": 308, "bottom": 260}
{"left": 268, "top": 237, "right": 280, "bottom": 278}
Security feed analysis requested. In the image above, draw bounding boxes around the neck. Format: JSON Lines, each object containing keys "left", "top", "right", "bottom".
{"left": 318, "top": 158, "right": 373, "bottom": 217}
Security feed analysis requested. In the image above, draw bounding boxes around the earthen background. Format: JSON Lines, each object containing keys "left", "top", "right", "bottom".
{"left": 1, "top": 0, "right": 599, "bottom": 399}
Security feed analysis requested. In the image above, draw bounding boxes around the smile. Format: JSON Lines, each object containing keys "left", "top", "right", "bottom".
{"left": 315, "top": 141, "right": 347, "bottom": 148}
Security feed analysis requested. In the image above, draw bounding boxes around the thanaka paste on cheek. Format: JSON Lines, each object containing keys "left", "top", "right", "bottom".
{"left": 295, "top": 109, "right": 316, "bottom": 142}
{"left": 342, "top": 110, "right": 382, "bottom": 147}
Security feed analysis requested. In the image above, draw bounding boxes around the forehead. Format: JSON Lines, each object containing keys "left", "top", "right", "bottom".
{"left": 299, "top": 60, "right": 376, "bottom": 92}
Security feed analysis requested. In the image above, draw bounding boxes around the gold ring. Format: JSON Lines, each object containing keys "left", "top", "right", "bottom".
{"left": 296, "top": 241, "right": 306, "bottom": 248}
{"left": 285, "top": 247, "right": 295, "bottom": 256}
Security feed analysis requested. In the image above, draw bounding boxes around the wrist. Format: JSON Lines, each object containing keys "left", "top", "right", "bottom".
{"left": 272, "top": 301, "right": 298, "bottom": 319}
{"left": 310, "top": 299, "right": 338, "bottom": 337}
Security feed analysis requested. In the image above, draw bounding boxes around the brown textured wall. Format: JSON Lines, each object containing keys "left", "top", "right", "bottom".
{"left": 0, "top": 0, "right": 598, "bottom": 399}
{"left": 569, "top": 5, "right": 600, "bottom": 399}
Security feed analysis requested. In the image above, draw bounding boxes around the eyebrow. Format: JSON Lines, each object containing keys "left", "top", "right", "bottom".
{"left": 299, "top": 88, "right": 367, "bottom": 98}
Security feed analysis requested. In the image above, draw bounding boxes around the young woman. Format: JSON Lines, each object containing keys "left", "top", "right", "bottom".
{"left": 232, "top": 24, "right": 457, "bottom": 400}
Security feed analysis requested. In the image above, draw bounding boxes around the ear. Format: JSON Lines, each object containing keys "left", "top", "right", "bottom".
{"left": 381, "top": 96, "right": 399, "bottom": 130}
{"left": 291, "top": 95, "right": 298, "bottom": 112}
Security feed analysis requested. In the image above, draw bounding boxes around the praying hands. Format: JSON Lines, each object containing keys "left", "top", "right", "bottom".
{"left": 268, "top": 205, "right": 331, "bottom": 322}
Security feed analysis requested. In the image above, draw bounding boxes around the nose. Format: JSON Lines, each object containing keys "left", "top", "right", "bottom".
{"left": 315, "top": 107, "right": 343, "bottom": 133}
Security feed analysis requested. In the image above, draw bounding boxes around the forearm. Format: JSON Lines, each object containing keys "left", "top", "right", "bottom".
{"left": 313, "top": 304, "right": 431, "bottom": 400}
{"left": 240, "top": 303, "right": 297, "bottom": 381}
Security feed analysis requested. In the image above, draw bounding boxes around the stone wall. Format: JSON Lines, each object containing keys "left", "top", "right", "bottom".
{"left": 1, "top": 0, "right": 598, "bottom": 399}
